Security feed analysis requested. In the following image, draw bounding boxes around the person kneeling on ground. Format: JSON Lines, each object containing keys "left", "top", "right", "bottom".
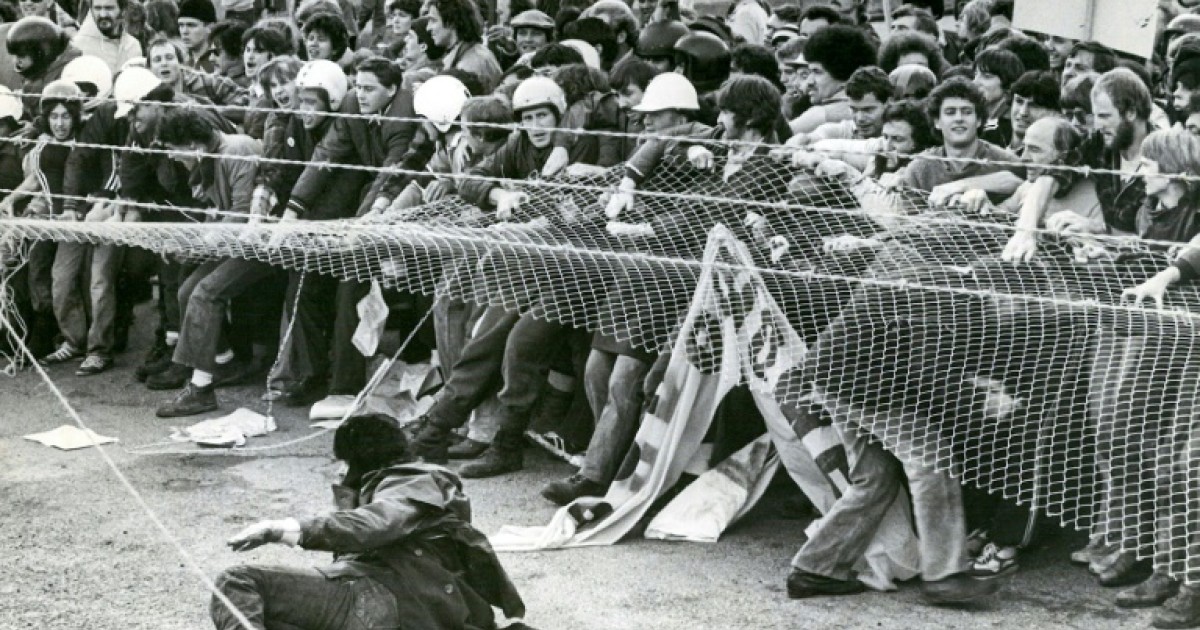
{"left": 212, "top": 414, "right": 530, "bottom": 630}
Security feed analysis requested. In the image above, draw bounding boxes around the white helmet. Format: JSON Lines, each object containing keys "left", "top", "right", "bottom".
{"left": 0, "top": 85, "right": 23, "bottom": 123}
{"left": 560, "top": 39, "right": 601, "bottom": 69}
{"left": 112, "top": 67, "right": 162, "bottom": 119}
{"left": 511, "top": 76, "right": 566, "bottom": 118}
{"left": 60, "top": 55, "right": 114, "bottom": 112}
{"left": 414, "top": 75, "right": 470, "bottom": 133}
{"left": 295, "top": 59, "right": 349, "bottom": 112}
{"left": 633, "top": 72, "right": 698, "bottom": 113}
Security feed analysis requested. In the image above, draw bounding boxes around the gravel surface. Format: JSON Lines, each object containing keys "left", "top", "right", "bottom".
{"left": 0, "top": 312, "right": 1156, "bottom": 629}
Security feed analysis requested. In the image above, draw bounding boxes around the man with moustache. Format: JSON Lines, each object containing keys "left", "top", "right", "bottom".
{"left": 70, "top": 0, "right": 140, "bottom": 74}
{"left": 1002, "top": 67, "right": 1154, "bottom": 260}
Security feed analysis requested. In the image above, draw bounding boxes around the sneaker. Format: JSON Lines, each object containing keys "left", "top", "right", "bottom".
{"left": 1154, "top": 585, "right": 1200, "bottom": 629}
{"left": 155, "top": 382, "right": 218, "bottom": 418}
{"left": 540, "top": 474, "right": 607, "bottom": 506}
{"left": 1116, "top": 571, "right": 1180, "bottom": 609}
{"left": 786, "top": 569, "right": 867, "bottom": 599}
{"left": 146, "top": 362, "right": 192, "bottom": 391}
{"left": 40, "top": 341, "right": 82, "bottom": 365}
{"left": 75, "top": 355, "right": 112, "bottom": 376}
{"left": 921, "top": 573, "right": 1001, "bottom": 605}
{"left": 967, "top": 543, "right": 1019, "bottom": 577}
{"left": 459, "top": 445, "right": 523, "bottom": 479}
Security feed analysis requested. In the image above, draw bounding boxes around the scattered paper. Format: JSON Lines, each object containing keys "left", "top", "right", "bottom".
{"left": 169, "top": 408, "right": 276, "bottom": 448}
{"left": 24, "top": 425, "right": 118, "bottom": 450}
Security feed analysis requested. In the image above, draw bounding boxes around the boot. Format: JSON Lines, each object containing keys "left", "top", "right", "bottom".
{"left": 156, "top": 382, "right": 218, "bottom": 418}
{"left": 146, "top": 362, "right": 192, "bottom": 390}
{"left": 459, "top": 430, "right": 524, "bottom": 479}
{"left": 1098, "top": 552, "right": 1152, "bottom": 587}
{"left": 447, "top": 438, "right": 489, "bottom": 460}
{"left": 135, "top": 342, "right": 172, "bottom": 382}
{"left": 540, "top": 474, "right": 607, "bottom": 506}
{"left": 1154, "top": 585, "right": 1200, "bottom": 629}
{"left": 1116, "top": 571, "right": 1180, "bottom": 609}
{"left": 921, "top": 573, "right": 1001, "bottom": 605}
{"left": 411, "top": 420, "right": 453, "bottom": 464}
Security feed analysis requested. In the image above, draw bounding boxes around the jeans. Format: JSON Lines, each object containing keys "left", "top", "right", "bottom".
{"left": 427, "top": 305, "right": 519, "bottom": 430}
{"left": 50, "top": 242, "right": 89, "bottom": 349}
{"left": 580, "top": 350, "right": 649, "bottom": 485}
{"left": 173, "top": 259, "right": 278, "bottom": 373}
{"left": 86, "top": 244, "right": 123, "bottom": 359}
{"left": 27, "top": 241, "right": 54, "bottom": 313}
{"left": 790, "top": 412, "right": 903, "bottom": 581}
{"left": 212, "top": 565, "right": 399, "bottom": 630}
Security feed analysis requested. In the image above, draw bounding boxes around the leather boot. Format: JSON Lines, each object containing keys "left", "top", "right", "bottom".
{"left": 459, "top": 429, "right": 524, "bottom": 479}
{"left": 411, "top": 420, "right": 453, "bottom": 464}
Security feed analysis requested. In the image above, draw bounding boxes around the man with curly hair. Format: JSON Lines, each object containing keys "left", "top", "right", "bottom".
{"left": 789, "top": 23, "right": 877, "bottom": 135}
{"left": 427, "top": 0, "right": 501, "bottom": 92}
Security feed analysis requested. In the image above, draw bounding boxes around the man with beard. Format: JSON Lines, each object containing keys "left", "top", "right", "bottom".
{"left": 1003, "top": 68, "right": 1153, "bottom": 262}
{"left": 70, "top": 0, "right": 140, "bottom": 75}
{"left": 211, "top": 414, "right": 527, "bottom": 630}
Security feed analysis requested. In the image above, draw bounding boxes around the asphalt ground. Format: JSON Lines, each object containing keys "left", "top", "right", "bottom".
{"left": 0, "top": 303, "right": 1165, "bottom": 630}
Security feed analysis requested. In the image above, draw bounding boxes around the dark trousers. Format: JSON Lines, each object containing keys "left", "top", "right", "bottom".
{"left": 276, "top": 270, "right": 339, "bottom": 384}
{"left": 427, "top": 305, "right": 520, "bottom": 429}
{"left": 173, "top": 259, "right": 278, "bottom": 373}
{"left": 212, "top": 565, "right": 399, "bottom": 630}
{"left": 157, "top": 257, "right": 194, "bottom": 341}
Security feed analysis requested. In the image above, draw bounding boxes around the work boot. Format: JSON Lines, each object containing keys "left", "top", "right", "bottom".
{"left": 448, "top": 438, "right": 489, "bottom": 460}
{"left": 411, "top": 420, "right": 453, "bottom": 464}
{"left": 540, "top": 474, "right": 607, "bottom": 506}
{"left": 1116, "top": 571, "right": 1180, "bottom": 609}
{"left": 458, "top": 429, "right": 525, "bottom": 480}
{"left": 156, "top": 382, "right": 218, "bottom": 418}
{"left": 921, "top": 573, "right": 1001, "bottom": 605}
{"left": 213, "top": 357, "right": 266, "bottom": 388}
{"left": 1155, "top": 585, "right": 1200, "bottom": 629}
{"left": 146, "top": 362, "right": 192, "bottom": 390}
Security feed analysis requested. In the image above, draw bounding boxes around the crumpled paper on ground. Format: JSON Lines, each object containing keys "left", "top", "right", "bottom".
{"left": 169, "top": 408, "right": 276, "bottom": 448}
{"left": 24, "top": 425, "right": 118, "bottom": 450}
{"left": 310, "top": 361, "right": 437, "bottom": 426}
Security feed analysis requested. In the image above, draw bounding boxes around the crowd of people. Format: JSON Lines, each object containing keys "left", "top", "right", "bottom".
{"left": 5, "top": 0, "right": 1200, "bottom": 627}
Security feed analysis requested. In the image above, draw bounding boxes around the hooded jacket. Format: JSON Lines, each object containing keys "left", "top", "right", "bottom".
{"left": 70, "top": 12, "right": 142, "bottom": 75}
{"left": 298, "top": 462, "right": 525, "bottom": 627}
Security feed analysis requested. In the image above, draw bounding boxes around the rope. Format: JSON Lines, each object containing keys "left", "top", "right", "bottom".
{"left": 0, "top": 303, "right": 259, "bottom": 630}
{"left": 128, "top": 303, "right": 435, "bottom": 457}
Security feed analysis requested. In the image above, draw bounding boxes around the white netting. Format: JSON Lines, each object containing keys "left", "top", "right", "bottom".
{"left": 4, "top": 116, "right": 1200, "bottom": 581}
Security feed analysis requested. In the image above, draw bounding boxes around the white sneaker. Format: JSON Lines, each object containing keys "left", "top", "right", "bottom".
{"left": 40, "top": 342, "right": 82, "bottom": 365}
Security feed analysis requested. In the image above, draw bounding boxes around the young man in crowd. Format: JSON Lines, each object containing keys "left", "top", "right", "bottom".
{"left": 789, "top": 23, "right": 877, "bottom": 135}
{"left": 274, "top": 56, "right": 419, "bottom": 401}
{"left": 510, "top": 9, "right": 554, "bottom": 57}
{"left": 973, "top": 47, "right": 1025, "bottom": 146}
{"left": 786, "top": 65, "right": 890, "bottom": 155}
{"left": 146, "top": 36, "right": 250, "bottom": 124}
{"left": 427, "top": 0, "right": 501, "bottom": 93}
{"left": 152, "top": 107, "right": 268, "bottom": 418}
{"left": 1060, "top": 40, "right": 1117, "bottom": 90}
{"left": 1008, "top": 70, "right": 1061, "bottom": 153}
{"left": 70, "top": 0, "right": 141, "bottom": 74}
{"left": 177, "top": 0, "right": 218, "bottom": 72}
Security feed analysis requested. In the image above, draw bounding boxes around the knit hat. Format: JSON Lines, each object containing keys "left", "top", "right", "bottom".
{"left": 178, "top": 0, "right": 217, "bottom": 24}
